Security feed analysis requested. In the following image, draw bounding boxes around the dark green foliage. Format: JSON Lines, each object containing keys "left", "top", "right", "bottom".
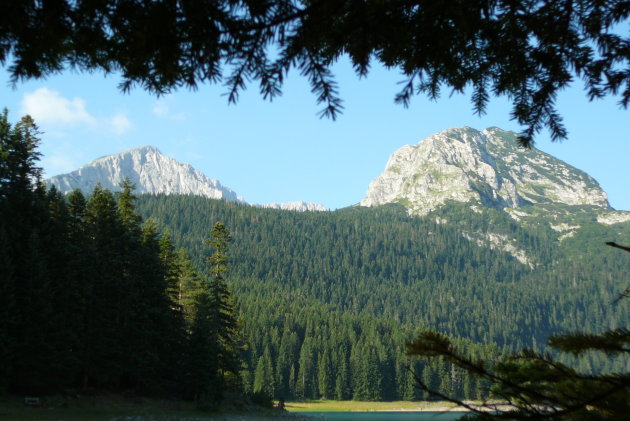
{"left": 549, "top": 329, "right": 630, "bottom": 356}
{"left": 134, "top": 193, "right": 630, "bottom": 401}
{"left": 407, "top": 328, "right": 629, "bottom": 419}
{"left": 254, "top": 346, "right": 275, "bottom": 397}
{"left": 405, "top": 246, "right": 630, "bottom": 419}
{"left": 206, "top": 222, "right": 242, "bottom": 381}
{"left": 0, "top": 222, "right": 13, "bottom": 393}
{"left": 186, "top": 222, "right": 243, "bottom": 404}
{"left": 187, "top": 288, "right": 221, "bottom": 403}
{"left": 1, "top": 2, "right": 628, "bottom": 144}
{"left": 250, "top": 390, "right": 275, "bottom": 408}
{"left": 0, "top": 109, "right": 59, "bottom": 393}
{"left": 0, "top": 113, "right": 244, "bottom": 400}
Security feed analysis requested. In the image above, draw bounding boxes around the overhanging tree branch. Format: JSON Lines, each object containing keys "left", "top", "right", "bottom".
{"left": 1, "top": 0, "right": 628, "bottom": 145}
{"left": 406, "top": 242, "right": 630, "bottom": 419}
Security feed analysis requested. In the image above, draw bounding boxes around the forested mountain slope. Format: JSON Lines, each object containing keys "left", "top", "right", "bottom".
{"left": 135, "top": 195, "right": 630, "bottom": 401}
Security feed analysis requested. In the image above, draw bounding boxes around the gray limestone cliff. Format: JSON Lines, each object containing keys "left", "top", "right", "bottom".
{"left": 361, "top": 127, "right": 611, "bottom": 215}
{"left": 260, "top": 201, "right": 327, "bottom": 212}
{"left": 46, "top": 146, "right": 245, "bottom": 202}
{"left": 46, "top": 146, "right": 328, "bottom": 211}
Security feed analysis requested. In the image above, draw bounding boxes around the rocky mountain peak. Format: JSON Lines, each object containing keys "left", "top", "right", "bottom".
{"left": 46, "top": 145, "right": 245, "bottom": 202}
{"left": 46, "top": 146, "right": 329, "bottom": 212}
{"left": 361, "top": 127, "right": 610, "bottom": 215}
{"left": 260, "top": 201, "right": 327, "bottom": 212}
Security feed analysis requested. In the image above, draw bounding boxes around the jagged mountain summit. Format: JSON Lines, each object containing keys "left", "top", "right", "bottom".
{"left": 260, "top": 201, "right": 327, "bottom": 212}
{"left": 47, "top": 145, "right": 245, "bottom": 202}
{"left": 361, "top": 127, "right": 611, "bottom": 216}
{"left": 46, "top": 146, "right": 328, "bottom": 211}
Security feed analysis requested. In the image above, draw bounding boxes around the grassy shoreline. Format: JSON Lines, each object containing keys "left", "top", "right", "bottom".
{"left": 1, "top": 395, "right": 476, "bottom": 420}
{"left": 285, "top": 400, "right": 469, "bottom": 413}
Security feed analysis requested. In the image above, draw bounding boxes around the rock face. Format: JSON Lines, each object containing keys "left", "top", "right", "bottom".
{"left": 261, "top": 201, "right": 327, "bottom": 212}
{"left": 46, "top": 146, "right": 329, "bottom": 211}
{"left": 47, "top": 145, "right": 245, "bottom": 202}
{"left": 361, "top": 127, "right": 611, "bottom": 215}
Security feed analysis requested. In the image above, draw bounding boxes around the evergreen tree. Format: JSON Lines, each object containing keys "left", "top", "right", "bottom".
{"left": 186, "top": 222, "right": 243, "bottom": 404}
{"left": 317, "top": 348, "right": 333, "bottom": 399}
{"left": 82, "top": 185, "right": 127, "bottom": 388}
{"left": 296, "top": 337, "right": 316, "bottom": 399}
{"left": 253, "top": 346, "right": 275, "bottom": 397}
{"left": 407, "top": 243, "right": 630, "bottom": 421}
{"left": 159, "top": 232, "right": 183, "bottom": 308}
{"left": 0, "top": 113, "right": 254, "bottom": 399}
{"left": 187, "top": 286, "right": 220, "bottom": 403}
{"left": 206, "top": 222, "right": 242, "bottom": 391}
{"left": 0, "top": 109, "right": 50, "bottom": 393}
{"left": 175, "top": 248, "right": 205, "bottom": 328}
{"left": 335, "top": 357, "right": 350, "bottom": 400}
{"left": 275, "top": 329, "right": 297, "bottom": 399}
{"left": 118, "top": 178, "right": 142, "bottom": 231}
{"left": 402, "top": 361, "right": 421, "bottom": 401}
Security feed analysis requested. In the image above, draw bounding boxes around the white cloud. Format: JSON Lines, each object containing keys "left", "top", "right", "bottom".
{"left": 21, "top": 87, "right": 96, "bottom": 127}
{"left": 21, "top": 87, "right": 132, "bottom": 136}
{"left": 111, "top": 113, "right": 132, "bottom": 135}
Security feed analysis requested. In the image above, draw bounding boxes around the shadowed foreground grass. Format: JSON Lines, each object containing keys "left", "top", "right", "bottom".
{"left": 0, "top": 394, "right": 311, "bottom": 421}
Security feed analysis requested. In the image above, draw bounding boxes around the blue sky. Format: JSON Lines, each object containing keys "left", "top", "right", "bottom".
{"left": 1, "top": 58, "right": 628, "bottom": 210}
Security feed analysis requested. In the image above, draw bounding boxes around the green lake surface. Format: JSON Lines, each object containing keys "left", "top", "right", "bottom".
{"left": 302, "top": 412, "right": 466, "bottom": 421}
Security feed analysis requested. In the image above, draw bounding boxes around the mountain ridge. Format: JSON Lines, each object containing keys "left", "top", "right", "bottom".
{"left": 46, "top": 145, "right": 327, "bottom": 212}
{"left": 259, "top": 201, "right": 328, "bottom": 212}
{"left": 361, "top": 127, "right": 611, "bottom": 215}
{"left": 47, "top": 145, "right": 245, "bottom": 202}
{"left": 46, "top": 127, "right": 628, "bottom": 219}
{"left": 359, "top": 126, "right": 630, "bottom": 265}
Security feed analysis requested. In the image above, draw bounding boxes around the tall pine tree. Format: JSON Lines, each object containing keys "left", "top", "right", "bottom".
{"left": 206, "top": 222, "right": 242, "bottom": 394}
{"left": 187, "top": 222, "right": 243, "bottom": 405}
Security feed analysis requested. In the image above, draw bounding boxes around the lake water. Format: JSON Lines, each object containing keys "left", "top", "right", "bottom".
{"left": 302, "top": 412, "right": 466, "bottom": 421}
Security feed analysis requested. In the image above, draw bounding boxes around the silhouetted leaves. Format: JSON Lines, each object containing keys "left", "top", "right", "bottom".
{"left": 2, "top": 1, "right": 629, "bottom": 144}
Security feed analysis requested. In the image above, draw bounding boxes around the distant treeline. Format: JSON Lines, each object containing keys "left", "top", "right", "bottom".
{"left": 0, "top": 111, "right": 241, "bottom": 404}
{"left": 135, "top": 195, "right": 630, "bottom": 401}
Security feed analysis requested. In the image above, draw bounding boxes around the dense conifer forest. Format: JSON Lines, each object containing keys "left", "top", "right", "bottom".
{"left": 134, "top": 194, "right": 630, "bottom": 401}
{"left": 0, "top": 112, "right": 242, "bottom": 406}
